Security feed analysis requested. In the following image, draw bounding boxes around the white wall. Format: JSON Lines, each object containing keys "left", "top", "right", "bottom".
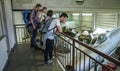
{"left": 4, "top": 0, "right": 16, "bottom": 49}
{"left": 0, "top": 1, "right": 8, "bottom": 71}
{"left": 0, "top": 0, "right": 16, "bottom": 70}
{"left": 0, "top": 37, "right": 8, "bottom": 71}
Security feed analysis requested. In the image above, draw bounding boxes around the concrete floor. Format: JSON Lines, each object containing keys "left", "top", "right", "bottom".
{"left": 3, "top": 43, "right": 63, "bottom": 71}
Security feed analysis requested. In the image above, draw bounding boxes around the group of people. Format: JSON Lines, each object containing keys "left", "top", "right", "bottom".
{"left": 25, "top": 3, "right": 68, "bottom": 64}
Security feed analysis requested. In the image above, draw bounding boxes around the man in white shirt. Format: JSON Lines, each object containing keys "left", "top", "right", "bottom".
{"left": 43, "top": 12, "right": 68, "bottom": 64}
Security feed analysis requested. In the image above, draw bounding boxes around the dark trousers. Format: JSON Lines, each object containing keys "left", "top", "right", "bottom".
{"left": 44, "top": 39, "right": 54, "bottom": 62}
{"left": 31, "top": 28, "right": 37, "bottom": 47}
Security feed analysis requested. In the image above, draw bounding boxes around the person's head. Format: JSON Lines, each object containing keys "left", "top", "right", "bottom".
{"left": 47, "top": 10, "right": 53, "bottom": 17}
{"left": 35, "top": 4, "right": 42, "bottom": 11}
{"left": 59, "top": 13, "right": 68, "bottom": 24}
{"left": 42, "top": 7, "right": 47, "bottom": 14}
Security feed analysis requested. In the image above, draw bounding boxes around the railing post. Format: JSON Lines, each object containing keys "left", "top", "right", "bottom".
{"left": 72, "top": 40, "right": 75, "bottom": 70}
{"left": 14, "top": 25, "right": 18, "bottom": 44}
{"left": 54, "top": 44, "right": 57, "bottom": 58}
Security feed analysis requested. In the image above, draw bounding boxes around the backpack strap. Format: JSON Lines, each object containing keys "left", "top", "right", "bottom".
{"left": 40, "top": 18, "right": 58, "bottom": 34}
{"left": 46, "top": 18, "right": 58, "bottom": 33}
{"left": 46, "top": 18, "right": 55, "bottom": 29}
{"left": 42, "top": 18, "right": 54, "bottom": 31}
{"left": 48, "top": 26, "right": 57, "bottom": 32}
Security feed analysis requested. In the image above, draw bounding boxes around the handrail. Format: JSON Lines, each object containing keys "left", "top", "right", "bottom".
{"left": 61, "top": 33, "right": 120, "bottom": 66}
{"left": 14, "top": 24, "right": 120, "bottom": 70}
{"left": 56, "top": 33, "right": 115, "bottom": 71}
{"left": 14, "top": 24, "right": 25, "bottom": 26}
{"left": 14, "top": 24, "right": 30, "bottom": 43}
{"left": 14, "top": 24, "right": 120, "bottom": 65}
{"left": 74, "top": 44, "right": 112, "bottom": 71}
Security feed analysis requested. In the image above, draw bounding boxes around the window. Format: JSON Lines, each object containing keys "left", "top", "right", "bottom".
{"left": 81, "top": 13, "right": 94, "bottom": 30}
{"left": 13, "top": 11, "right": 25, "bottom": 25}
{"left": 72, "top": 13, "right": 80, "bottom": 28}
{"left": 118, "top": 13, "right": 120, "bottom": 27}
{"left": 72, "top": 13, "right": 80, "bottom": 22}
{"left": 96, "top": 12, "right": 117, "bottom": 31}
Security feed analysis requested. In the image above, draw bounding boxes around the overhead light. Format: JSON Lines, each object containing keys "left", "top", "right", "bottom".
{"left": 72, "top": 13, "right": 80, "bottom": 16}
{"left": 75, "top": 0, "right": 84, "bottom": 5}
{"left": 82, "top": 13, "right": 92, "bottom": 16}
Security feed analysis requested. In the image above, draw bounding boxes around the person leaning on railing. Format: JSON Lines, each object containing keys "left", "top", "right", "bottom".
{"left": 42, "top": 12, "right": 68, "bottom": 65}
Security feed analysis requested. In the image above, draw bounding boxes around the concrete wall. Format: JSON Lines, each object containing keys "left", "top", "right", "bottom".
{"left": 0, "top": 1, "right": 8, "bottom": 71}
{"left": 12, "top": 0, "right": 120, "bottom": 11}
{"left": 4, "top": 0, "right": 16, "bottom": 49}
{"left": 0, "top": 0, "right": 16, "bottom": 70}
{"left": 0, "top": 37, "right": 8, "bottom": 71}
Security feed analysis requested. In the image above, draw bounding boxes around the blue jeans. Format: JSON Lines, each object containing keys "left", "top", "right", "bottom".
{"left": 31, "top": 27, "right": 37, "bottom": 47}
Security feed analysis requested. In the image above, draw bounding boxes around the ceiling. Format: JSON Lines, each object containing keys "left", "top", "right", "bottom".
{"left": 12, "top": 0, "right": 120, "bottom": 11}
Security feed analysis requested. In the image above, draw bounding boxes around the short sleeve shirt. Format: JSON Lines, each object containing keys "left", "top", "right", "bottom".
{"left": 47, "top": 19, "right": 61, "bottom": 39}
{"left": 30, "top": 10, "right": 39, "bottom": 25}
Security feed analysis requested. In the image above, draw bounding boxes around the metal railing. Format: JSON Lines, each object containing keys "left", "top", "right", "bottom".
{"left": 55, "top": 33, "right": 120, "bottom": 71}
{"left": 14, "top": 24, "right": 120, "bottom": 71}
{"left": 14, "top": 24, "right": 31, "bottom": 44}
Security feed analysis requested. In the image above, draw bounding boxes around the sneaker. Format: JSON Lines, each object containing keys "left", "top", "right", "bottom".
{"left": 45, "top": 60, "right": 53, "bottom": 65}
{"left": 51, "top": 56, "right": 55, "bottom": 60}
{"left": 48, "top": 59, "right": 53, "bottom": 64}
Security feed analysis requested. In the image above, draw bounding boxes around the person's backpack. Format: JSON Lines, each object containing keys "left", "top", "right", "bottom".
{"left": 39, "top": 18, "right": 56, "bottom": 34}
{"left": 23, "top": 10, "right": 31, "bottom": 26}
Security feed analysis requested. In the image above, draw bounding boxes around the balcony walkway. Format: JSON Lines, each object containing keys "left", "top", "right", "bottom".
{"left": 3, "top": 43, "right": 63, "bottom": 71}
